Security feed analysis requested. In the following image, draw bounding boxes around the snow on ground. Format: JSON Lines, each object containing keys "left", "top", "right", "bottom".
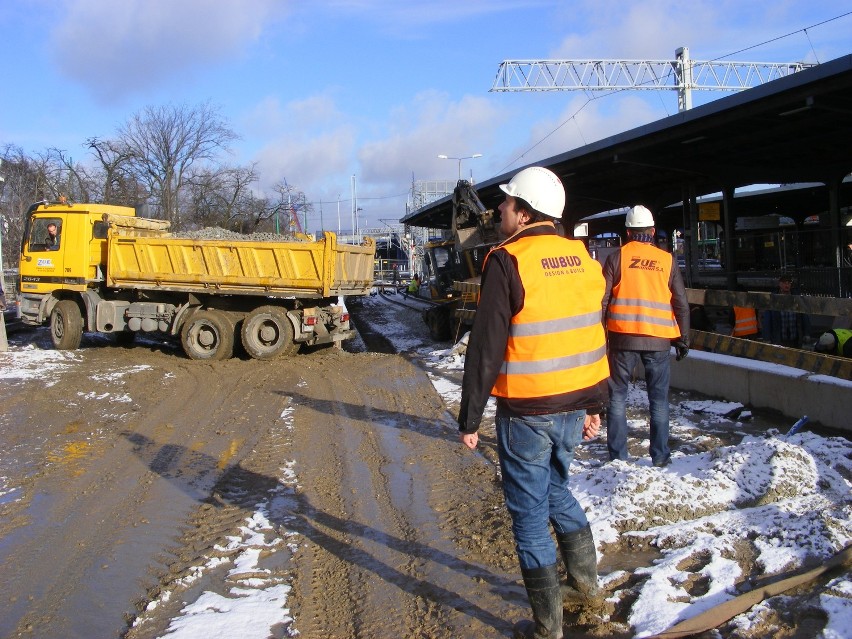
{"left": 0, "top": 343, "right": 82, "bottom": 385}
{"left": 423, "top": 337, "right": 852, "bottom": 638}
{"left": 3, "top": 312, "right": 851, "bottom": 637}
{"left": 131, "top": 398, "right": 303, "bottom": 639}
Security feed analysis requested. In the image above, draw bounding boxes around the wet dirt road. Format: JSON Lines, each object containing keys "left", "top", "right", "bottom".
{"left": 2, "top": 293, "right": 834, "bottom": 639}
{"left": 0, "top": 301, "right": 526, "bottom": 639}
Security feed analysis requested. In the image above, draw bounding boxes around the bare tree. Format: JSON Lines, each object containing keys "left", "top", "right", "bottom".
{"left": 87, "top": 137, "right": 145, "bottom": 206}
{"left": 117, "top": 101, "right": 238, "bottom": 228}
{"left": 184, "top": 163, "right": 258, "bottom": 231}
{"left": 0, "top": 146, "right": 42, "bottom": 269}
{"left": 240, "top": 194, "right": 276, "bottom": 234}
{"left": 47, "top": 148, "right": 96, "bottom": 202}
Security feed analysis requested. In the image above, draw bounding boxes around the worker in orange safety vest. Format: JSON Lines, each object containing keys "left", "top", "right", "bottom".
{"left": 457, "top": 166, "right": 608, "bottom": 639}
{"left": 731, "top": 305, "right": 760, "bottom": 338}
{"left": 602, "top": 205, "right": 690, "bottom": 468}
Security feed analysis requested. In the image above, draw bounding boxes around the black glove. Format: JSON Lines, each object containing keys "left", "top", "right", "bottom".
{"left": 673, "top": 340, "right": 689, "bottom": 361}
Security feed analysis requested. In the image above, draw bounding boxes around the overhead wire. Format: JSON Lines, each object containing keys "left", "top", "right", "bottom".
{"left": 297, "top": 11, "right": 851, "bottom": 217}
{"left": 303, "top": 189, "right": 410, "bottom": 209}
{"left": 498, "top": 10, "right": 852, "bottom": 174}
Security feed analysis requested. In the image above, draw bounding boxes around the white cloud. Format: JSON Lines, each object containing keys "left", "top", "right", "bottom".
{"left": 358, "top": 91, "right": 506, "bottom": 185}
{"left": 248, "top": 89, "right": 507, "bottom": 224}
{"left": 317, "top": 0, "right": 557, "bottom": 29}
{"left": 246, "top": 91, "right": 355, "bottom": 196}
{"left": 50, "top": 0, "right": 285, "bottom": 101}
{"left": 255, "top": 128, "right": 356, "bottom": 195}
{"left": 552, "top": 0, "right": 824, "bottom": 61}
{"left": 243, "top": 93, "right": 344, "bottom": 139}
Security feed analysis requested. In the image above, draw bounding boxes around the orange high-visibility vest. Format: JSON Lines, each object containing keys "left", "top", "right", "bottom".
{"left": 732, "top": 306, "right": 759, "bottom": 336}
{"left": 490, "top": 233, "right": 609, "bottom": 399}
{"left": 607, "top": 242, "right": 681, "bottom": 339}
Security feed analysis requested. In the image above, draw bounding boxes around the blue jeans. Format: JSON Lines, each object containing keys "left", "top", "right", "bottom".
{"left": 496, "top": 409, "right": 589, "bottom": 570}
{"left": 606, "top": 349, "right": 671, "bottom": 465}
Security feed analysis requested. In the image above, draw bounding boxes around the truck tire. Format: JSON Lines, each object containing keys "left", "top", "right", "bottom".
{"left": 51, "top": 300, "right": 84, "bottom": 350}
{"left": 241, "top": 306, "right": 296, "bottom": 359}
{"left": 181, "top": 309, "right": 235, "bottom": 361}
{"left": 422, "top": 304, "right": 452, "bottom": 342}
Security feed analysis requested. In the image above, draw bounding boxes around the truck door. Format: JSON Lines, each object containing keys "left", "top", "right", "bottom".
{"left": 20, "top": 216, "right": 66, "bottom": 294}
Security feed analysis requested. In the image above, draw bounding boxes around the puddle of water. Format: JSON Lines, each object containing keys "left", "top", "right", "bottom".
{"left": 598, "top": 546, "right": 663, "bottom": 576}
{"left": 0, "top": 481, "right": 22, "bottom": 507}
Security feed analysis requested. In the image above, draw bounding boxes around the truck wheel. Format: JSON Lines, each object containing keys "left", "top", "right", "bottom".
{"left": 51, "top": 300, "right": 84, "bottom": 350}
{"left": 422, "top": 305, "right": 452, "bottom": 342}
{"left": 241, "top": 306, "right": 295, "bottom": 359}
{"left": 181, "top": 309, "right": 235, "bottom": 360}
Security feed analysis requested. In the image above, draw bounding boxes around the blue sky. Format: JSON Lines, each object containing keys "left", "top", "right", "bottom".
{"left": 1, "top": 1, "right": 850, "bottom": 232}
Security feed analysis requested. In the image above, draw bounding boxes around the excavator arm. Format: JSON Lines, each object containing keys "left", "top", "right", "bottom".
{"left": 422, "top": 181, "right": 499, "bottom": 341}
{"left": 451, "top": 180, "right": 499, "bottom": 250}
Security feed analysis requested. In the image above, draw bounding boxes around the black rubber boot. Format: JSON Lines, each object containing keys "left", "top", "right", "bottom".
{"left": 513, "top": 564, "right": 564, "bottom": 639}
{"left": 555, "top": 524, "right": 599, "bottom": 603}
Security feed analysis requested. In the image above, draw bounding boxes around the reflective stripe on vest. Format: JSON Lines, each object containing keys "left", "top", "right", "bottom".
{"left": 491, "top": 233, "right": 610, "bottom": 399}
{"left": 732, "top": 306, "right": 758, "bottom": 336}
{"left": 606, "top": 242, "right": 681, "bottom": 339}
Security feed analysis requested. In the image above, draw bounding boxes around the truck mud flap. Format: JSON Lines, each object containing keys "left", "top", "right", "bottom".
{"left": 305, "top": 329, "right": 356, "bottom": 346}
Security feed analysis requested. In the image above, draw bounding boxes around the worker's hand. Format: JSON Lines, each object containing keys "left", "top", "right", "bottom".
{"left": 583, "top": 414, "right": 601, "bottom": 440}
{"left": 672, "top": 339, "right": 689, "bottom": 361}
{"left": 460, "top": 432, "right": 479, "bottom": 450}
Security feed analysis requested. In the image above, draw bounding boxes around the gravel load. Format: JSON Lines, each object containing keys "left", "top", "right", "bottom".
{"left": 173, "top": 227, "right": 311, "bottom": 242}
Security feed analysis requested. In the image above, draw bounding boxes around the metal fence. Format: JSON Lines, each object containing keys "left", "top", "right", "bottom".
{"left": 788, "top": 267, "right": 852, "bottom": 298}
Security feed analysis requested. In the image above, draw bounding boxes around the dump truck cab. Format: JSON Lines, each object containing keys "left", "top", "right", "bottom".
{"left": 18, "top": 199, "right": 375, "bottom": 359}
{"left": 19, "top": 201, "right": 135, "bottom": 327}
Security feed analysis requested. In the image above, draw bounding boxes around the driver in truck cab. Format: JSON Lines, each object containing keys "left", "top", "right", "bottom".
{"left": 44, "top": 222, "right": 60, "bottom": 250}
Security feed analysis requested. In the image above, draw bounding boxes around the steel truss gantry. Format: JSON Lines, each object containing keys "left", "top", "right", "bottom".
{"left": 491, "top": 47, "right": 816, "bottom": 111}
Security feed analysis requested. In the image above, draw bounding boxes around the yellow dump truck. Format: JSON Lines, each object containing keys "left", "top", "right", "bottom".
{"left": 18, "top": 200, "right": 376, "bottom": 360}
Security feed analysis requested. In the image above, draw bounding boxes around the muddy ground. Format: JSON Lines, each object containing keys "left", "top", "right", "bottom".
{"left": 0, "top": 295, "right": 843, "bottom": 639}
{"left": 0, "top": 298, "right": 527, "bottom": 639}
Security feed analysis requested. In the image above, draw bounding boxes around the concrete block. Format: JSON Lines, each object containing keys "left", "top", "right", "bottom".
{"left": 669, "top": 348, "right": 852, "bottom": 434}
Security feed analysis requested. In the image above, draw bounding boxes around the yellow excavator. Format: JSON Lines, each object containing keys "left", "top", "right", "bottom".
{"left": 421, "top": 180, "right": 499, "bottom": 341}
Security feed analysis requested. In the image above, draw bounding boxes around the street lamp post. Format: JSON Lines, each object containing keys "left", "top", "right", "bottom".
{"left": 437, "top": 153, "right": 483, "bottom": 180}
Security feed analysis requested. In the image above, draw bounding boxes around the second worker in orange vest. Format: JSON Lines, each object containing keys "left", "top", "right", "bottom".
{"left": 602, "top": 205, "right": 690, "bottom": 468}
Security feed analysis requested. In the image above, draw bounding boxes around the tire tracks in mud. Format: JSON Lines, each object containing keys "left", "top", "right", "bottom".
{"left": 132, "top": 349, "right": 526, "bottom": 639}
{"left": 277, "top": 351, "right": 524, "bottom": 639}
{"left": 0, "top": 346, "right": 300, "bottom": 639}
{"left": 120, "top": 351, "right": 525, "bottom": 639}
{"left": 2, "top": 332, "right": 527, "bottom": 639}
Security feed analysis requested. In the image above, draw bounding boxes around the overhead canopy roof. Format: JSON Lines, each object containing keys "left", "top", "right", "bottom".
{"left": 401, "top": 53, "right": 852, "bottom": 231}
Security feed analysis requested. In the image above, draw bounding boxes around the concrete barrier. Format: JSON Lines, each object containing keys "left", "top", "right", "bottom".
{"left": 670, "top": 348, "right": 852, "bottom": 434}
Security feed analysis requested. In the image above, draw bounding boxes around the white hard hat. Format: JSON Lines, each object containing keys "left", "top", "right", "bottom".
{"left": 626, "top": 205, "right": 655, "bottom": 229}
{"left": 816, "top": 332, "right": 836, "bottom": 352}
{"left": 499, "top": 167, "right": 565, "bottom": 219}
